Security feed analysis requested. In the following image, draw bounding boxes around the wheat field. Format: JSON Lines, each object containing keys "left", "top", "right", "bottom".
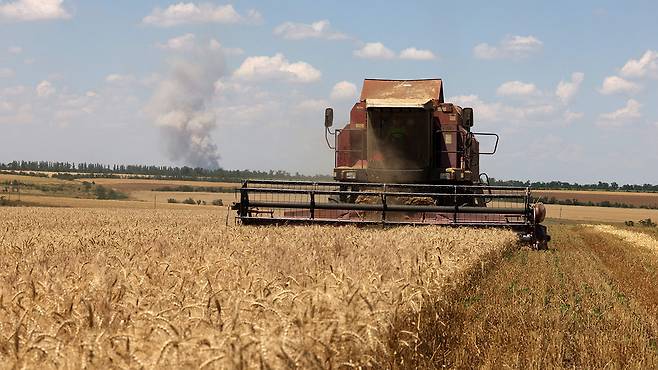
{"left": 0, "top": 207, "right": 516, "bottom": 369}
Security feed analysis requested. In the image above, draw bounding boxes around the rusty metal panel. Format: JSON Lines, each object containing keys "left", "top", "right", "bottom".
{"left": 336, "top": 127, "right": 365, "bottom": 168}
{"left": 350, "top": 102, "right": 366, "bottom": 125}
{"left": 360, "top": 79, "right": 443, "bottom": 102}
{"left": 365, "top": 98, "right": 433, "bottom": 108}
{"left": 439, "top": 122, "right": 459, "bottom": 169}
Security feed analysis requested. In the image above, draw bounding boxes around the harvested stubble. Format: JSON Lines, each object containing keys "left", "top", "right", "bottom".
{"left": 587, "top": 224, "right": 658, "bottom": 251}
{"left": 0, "top": 207, "right": 516, "bottom": 368}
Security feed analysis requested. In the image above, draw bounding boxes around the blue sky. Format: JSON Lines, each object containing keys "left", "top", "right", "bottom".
{"left": 1, "top": 0, "right": 658, "bottom": 183}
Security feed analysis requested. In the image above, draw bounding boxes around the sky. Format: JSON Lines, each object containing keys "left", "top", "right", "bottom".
{"left": 1, "top": 0, "right": 658, "bottom": 184}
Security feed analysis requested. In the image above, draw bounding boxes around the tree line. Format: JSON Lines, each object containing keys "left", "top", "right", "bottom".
{"left": 489, "top": 178, "right": 658, "bottom": 192}
{"left": 0, "top": 160, "right": 332, "bottom": 182}
{"left": 2, "top": 161, "right": 657, "bottom": 192}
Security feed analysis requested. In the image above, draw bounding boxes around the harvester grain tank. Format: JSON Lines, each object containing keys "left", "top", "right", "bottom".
{"left": 233, "top": 79, "right": 550, "bottom": 249}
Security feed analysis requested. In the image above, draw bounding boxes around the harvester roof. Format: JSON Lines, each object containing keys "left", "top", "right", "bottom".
{"left": 360, "top": 79, "right": 444, "bottom": 108}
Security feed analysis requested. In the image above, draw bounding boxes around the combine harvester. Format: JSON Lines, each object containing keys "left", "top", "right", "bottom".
{"left": 233, "top": 79, "right": 550, "bottom": 249}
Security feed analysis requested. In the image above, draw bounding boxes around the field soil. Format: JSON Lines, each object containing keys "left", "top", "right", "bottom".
{"left": 431, "top": 223, "right": 658, "bottom": 368}
{"left": 0, "top": 174, "right": 236, "bottom": 209}
{"left": 6, "top": 173, "right": 658, "bottom": 224}
{"left": 545, "top": 204, "right": 658, "bottom": 223}
{"left": 76, "top": 178, "right": 239, "bottom": 192}
{"left": 536, "top": 189, "right": 658, "bottom": 208}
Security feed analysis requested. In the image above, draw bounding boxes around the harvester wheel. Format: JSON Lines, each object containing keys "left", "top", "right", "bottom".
{"left": 534, "top": 224, "right": 550, "bottom": 251}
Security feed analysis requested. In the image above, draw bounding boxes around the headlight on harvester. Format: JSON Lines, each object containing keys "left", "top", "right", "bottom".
{"left": 344, "top": 171, "right": 357, "bottom": 180}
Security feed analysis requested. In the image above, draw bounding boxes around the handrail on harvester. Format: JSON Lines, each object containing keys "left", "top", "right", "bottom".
{"left": 237, "top": 179, "right": 529, "bottom": 191}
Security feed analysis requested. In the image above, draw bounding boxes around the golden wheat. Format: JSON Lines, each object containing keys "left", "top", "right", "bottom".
{"left": 586, "top": 224, "right": 658, "bottom": 251}
{"left": 0, "top": 207, "right": 515, "bottom": 368}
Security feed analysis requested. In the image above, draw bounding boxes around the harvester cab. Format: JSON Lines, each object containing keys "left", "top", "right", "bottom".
{"left": 233, "top": 79, "right": 550, "bottom": 249}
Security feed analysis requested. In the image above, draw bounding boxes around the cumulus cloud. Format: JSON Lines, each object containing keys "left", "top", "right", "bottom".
{"left": 599, "top": 99, "right": 642, "bottom": 124}
{"left": 0, "top": 67, "right": 14, "bottom": 78}
{"left": 105, "top": 74, "right": 136, "bottom": 84}
{"left": 564, "top": 110, "right": 584, "bottom": 123}
{"left": 208, "top": 39, "right": 243, "bottom": 55}
{"left": 142, "top": 2, "right": 261, "bottom": 27}
{"left": 449, "top": 94, "right": 555, "bottom": 125}
{"left": 157, "top": 33, "right": 197, "bottom": 50}
{"left": 473, "top": 35, "right": 543, "bottom": 60}
{"left": 156, "top": 34, "right": 243, "bottom": 57}
{"left": 296, "top": 99, "right": 330, "bottom": 113}
{"left": 233, "top": 53, "right": 321, "bottom": 83}
{"left": 52, "top": 91, "right": 101, "bottom": 126}
{"left": 450, "top": 72, "right": 584, "bottom": 128}
{"left": 273, "top": 20, "right": 347, "bottom": 40}
{"left": 0, "top": 0, "right": 70, "bottom": 21}
{"left": 353, "top": 42, "right": 395, "bottom": 59}
{"left": 620, "top": 50, "right": 658, "bottom": 78}
{"left": 555, "top": 72, "right": 584, "bottom": 104}
{"left": 399, "top": 47, "right": 436, "bottom": 60}
{"left": 330, "top": 81, "right": 357, "bottom": 100}
{"left": 36, "top": 80, "right": 55, "bottom": 97}
{"left": 496, "top": 81, "right": 538, "bottom": 97}
{"left": 0, "top": 97, "right": 32, "bottom": 124}
{"left": 599, "top": 75, "right": 641, "bottom": 95}
{"left": 1, "top": 85, "right": 26, "bottom": 95}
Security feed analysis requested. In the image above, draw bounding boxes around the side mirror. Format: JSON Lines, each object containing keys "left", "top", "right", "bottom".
{"left": 462, "top": 107, "right": 474, "bottom": 128}
{"left": 324, "top": 107, "right": 333, "bottom": 128}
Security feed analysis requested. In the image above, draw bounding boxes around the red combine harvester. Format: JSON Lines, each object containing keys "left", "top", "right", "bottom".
{"left": 233, "top": 79, "right": 550, "bottom": 249}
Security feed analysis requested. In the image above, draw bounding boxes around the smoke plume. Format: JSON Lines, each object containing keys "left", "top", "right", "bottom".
{"left": 148, "top": 46, "right": 224, "bottom": 169}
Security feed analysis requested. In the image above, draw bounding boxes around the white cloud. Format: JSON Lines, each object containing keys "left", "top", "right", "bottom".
{"left": 0, "top": 102, "right": 32, "bottom": 124}
{"left": 8, "top": 46, "right": 22, "bottom": 54}
{"left": 449, "top": 94, "right": 555, "bottom": 125}
{"left": 157, "top": 33, "right": 197, "bottom": 51}
{"left": 330, "top": 81, "right": 357, "bottom": 100}
{"left": 399, "top": 47, "right": 436, "bottom": 60}
{"left": 0, "top": 67, "right": 14, "bottom": 78}
{"left": 599, "top": 99, "right": 642, "bottom": 124}
{"left": 273, "top": 19, "right": 347, "bottom": 40}
{"left": 1, "top": 85, "right": 26, "bottom": 95}
{"left": 496, "top": 81, "right": 538, "bottom": 97}
{"left": 142, "top": 2, "right": 260, "bottom": 27}
{"left": 36, "top": 80, "right": 55, "bottom": 97}
{"left": 156, "top": 34, "right": 242, "bottom": 57}
{"left": 296, "top": 99, "right": 329, "bottom": 113}
{"left": 105, "top": 74, "right": 136, "bottom": 84}
{"left": 564, "top": 110, "right": 584, "bottom": 122}
{"left": 620, "top": 50, "right": 658, "bottom": 78}
{"left": 555, "top": 72, "right": 584, "bottom": 103}
{"left": 233, "top": 53, "right": 321, "bottom": 83}
{"left": 473, "top": 35, "right": 543, "bottom": 60}
{"left": 353, "top": 42, "right": 395, "bottom": 59}
{"left": 208, "top": 39, "right": 243, "bottom": 55}
{"left": 599, "top": 75, "right": 641, "bottom": 95}
{"left": 0, "top": 0, "right": 70, "bottom": 21}
{"left": 52, "top": 91, "right": 100, "bottom": 126}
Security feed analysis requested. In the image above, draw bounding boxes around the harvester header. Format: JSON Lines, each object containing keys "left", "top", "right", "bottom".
{"left": 233, "top": 78, "right": 550, "bottom": 249}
